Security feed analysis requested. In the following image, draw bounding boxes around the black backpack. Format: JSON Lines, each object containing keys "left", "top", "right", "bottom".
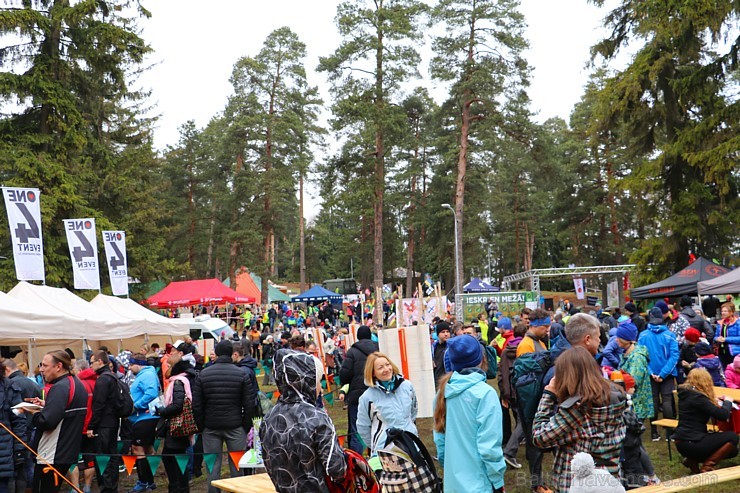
{"left": 104, "top": 373, "right": 134, "bottom": 418}
{"left": 378, "top": 428, "right": 441, "bottom": 493}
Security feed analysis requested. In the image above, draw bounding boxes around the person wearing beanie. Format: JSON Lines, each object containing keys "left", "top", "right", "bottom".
{"left": 693, "top": 342, "right": 725, "bottom": 386}
{"left": 433, "top": 335, "right": 506, "bottom": 493}
{"left": 492, "top": 316, "right": 513, "bottom": 357}
{"left": 724, "top": 354, "right": 740, "bottom": 389}
{"left": 679, "top": 328, "right": 701, "bottom": 383}
{"left": 338, "top": 325, "right": 378, "bottom": 454}
{"left": 638, "top": 307, "right": 679, "bottom": 441}
{"left": 126, "top": 353, "right": 161, "bottom": 492}
{"left": 433, "top": 322, "right": 452, "bottom": 388}
{"left": 193, "top": 337, "right": 258, "bottom": 492}
{"left": 602, "top": 321, "right": 637, "bottom": 370}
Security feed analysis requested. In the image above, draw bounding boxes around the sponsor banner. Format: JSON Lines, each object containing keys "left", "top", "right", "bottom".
{"left": 573, "top": 278, "right": 585, "bottom": 300}
{"left": 2, "top": 187, "right": 45, "bottom": 281}
{"left": 457, "top": 291, "right": 538, "bottom": 324}
{"left": 607, "top": 280, "right": 620, "bottom": 308}
{"left": 102, "top": 230, "right": 128, "bottom": 296}
{"left": 64, "top": 218, "right": 100, "bottom": 290}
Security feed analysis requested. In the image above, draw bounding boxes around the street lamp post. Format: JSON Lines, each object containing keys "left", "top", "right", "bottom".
{"left": 441, "top": 204, "right": 462, "bottom": 299}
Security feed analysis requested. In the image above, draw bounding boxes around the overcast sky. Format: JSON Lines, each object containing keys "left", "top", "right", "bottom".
{"left": 138, "top": 0, "right": 620, "bottom": 214}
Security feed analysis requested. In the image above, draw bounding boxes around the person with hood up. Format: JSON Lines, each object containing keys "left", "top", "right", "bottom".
{"left": 533, "top": 347, "right": 627, "bottom": 493}
{"left": 637, "top": 307, "right": 679, "bottom": 442}
{"left": 260, "top": 349, "right": 347, "bottom": 493}
{"left": 357, "top": 352, "right": 417, "bottom": 457}
{"left": 674, "top": 368, "right": 739, "bottom": 474}
{"left": 339, "top": 325, "right": 379, "bottom": 454}
{"left": 154, "top": 344, "right": 198, "bottom": 493}
{"left": 433, "top": 335, "right": 506, "bottom": 493}
{"left": 693, "top": 342, "right": 725, "bottom": 386}
{"left": 725, "top": 355, "right": 740, "bottom": 389}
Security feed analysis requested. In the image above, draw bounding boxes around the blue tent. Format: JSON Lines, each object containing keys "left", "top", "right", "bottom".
{"left": 463, "top": 277, "right": 500, "bottom": 293}
{"left": 291, "top": 285, "right": 343, "bottom": 303}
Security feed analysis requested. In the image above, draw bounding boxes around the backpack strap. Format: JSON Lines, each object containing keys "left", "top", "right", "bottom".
{"left": 386, "top": 428, "right": 440, "bottom": 485}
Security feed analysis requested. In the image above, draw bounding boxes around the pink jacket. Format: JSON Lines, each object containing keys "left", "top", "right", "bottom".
{"left": 725, "top": 364, "right": 740, "bottom": 389}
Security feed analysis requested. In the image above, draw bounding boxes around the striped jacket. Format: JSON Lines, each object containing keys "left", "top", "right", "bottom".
{"left": 532, "top": 389, "right": 626, "bottom": 493}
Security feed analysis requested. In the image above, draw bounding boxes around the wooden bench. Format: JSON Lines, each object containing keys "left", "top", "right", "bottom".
{"left": 630, "top": 464, "right": 740, "bottom": 492}
{"left": 210, "top": 473, "right": 276, "bottom": 493}
{"left": 651, "top": 419, "right": 719, "bottom": 461}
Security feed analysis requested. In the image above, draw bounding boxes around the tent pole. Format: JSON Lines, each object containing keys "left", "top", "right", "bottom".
{"left": 27, "top": 339, "right": 34, "bottom": 376}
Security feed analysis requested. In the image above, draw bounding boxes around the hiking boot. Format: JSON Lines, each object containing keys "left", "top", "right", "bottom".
{"left": 533, "top": 486, "right": 553, "bottom": 493}
{"left": 504, "top": 455, "right": 522, "bottom": 469}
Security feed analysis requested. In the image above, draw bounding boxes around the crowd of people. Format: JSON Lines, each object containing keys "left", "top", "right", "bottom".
{"left": 0, "top": 294, "right": 737, "bottom": 493}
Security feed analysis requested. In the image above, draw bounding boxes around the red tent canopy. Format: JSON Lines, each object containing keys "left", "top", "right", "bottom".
{"left": 145, "top": 278, "right": 255, "bottom": 308}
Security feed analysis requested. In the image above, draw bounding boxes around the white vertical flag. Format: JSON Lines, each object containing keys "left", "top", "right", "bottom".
{"left": 63, "top": 218, "right": 100, "bottom": 290}
{"left": 2, "top": 187, "right": 45, "bottom": 282}
{"left": 102, "top": 230, "right": 128, "bottom": 296}
{"left": 573, "top": 278, "right": 585, "bottom": 300}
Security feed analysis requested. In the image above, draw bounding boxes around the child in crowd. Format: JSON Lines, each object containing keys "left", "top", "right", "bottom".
{"left": 679, "top": 328, "right": 701, "bottom": 383}
{"left": 725, "top": 355, "right": 740, "bottom": 389}
{"left": 694, "top": 342, "right": 725, "bottom": 387}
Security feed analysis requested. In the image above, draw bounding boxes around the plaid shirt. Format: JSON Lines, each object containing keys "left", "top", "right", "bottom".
{"left": 532, "top": 390, "right": 626, "bottom": 493}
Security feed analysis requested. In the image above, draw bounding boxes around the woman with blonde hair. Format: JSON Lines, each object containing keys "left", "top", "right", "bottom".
{"left": 532, "top": 346, "right": 626, "bottom": 493}
{"left": 433, "top": 335, "right": 505, "bottom": 493}
{"left": 357, "top": 352, "right": 417, "bottom": 456}
{"left": 674, "top": 368, "right": 738, "bottom": 473}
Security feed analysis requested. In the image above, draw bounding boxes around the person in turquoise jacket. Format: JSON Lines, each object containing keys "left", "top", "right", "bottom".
{"left": 637, "top": 307, "right": 680, "bottom": 442}
{"left": 127, "top": 354, "right": 161, "bottom": 493}
{"left": 433, "top": 335, "right": 505, "bottom": 493}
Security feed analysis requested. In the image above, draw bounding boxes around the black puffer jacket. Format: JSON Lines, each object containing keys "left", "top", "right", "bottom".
{"left": 32, "top": 374, "right": 87, "bottom": 465}
{"left": 157, "top": 361, "right": 197, "bottom": 449}
{"left": 260, "top": 350, "right": 346, "bottom": 493}
{"left": 7, "top": 370, "right": 40, "bottom": 443}
{"left": 339, "top": 339, "right": 378, "bottom": 405}
{"left": 193, "top": 356, "right": 256, "bottom": 431}
{"left": 89, "top": 367, "right": 121, "bottom": 431}
{"left": 0, "top": 378, "right": 25, "bottom": 479}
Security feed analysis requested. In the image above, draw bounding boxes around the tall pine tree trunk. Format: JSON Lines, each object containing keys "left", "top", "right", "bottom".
{"left": 205, "top": 198, "right": 217, "bottom": 277}
{"left": 229, "top": 153, "right": 244, "bottom": 281}
{"left": 373, "top": 21, "right": 385, "bottom": 324}
{"left": 299, "top": 171, "right": 306, "bottom": 292}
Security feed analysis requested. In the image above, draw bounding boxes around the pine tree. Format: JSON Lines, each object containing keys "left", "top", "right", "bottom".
{"left": 319, "top": 0, "right": 426, "bottom": 320}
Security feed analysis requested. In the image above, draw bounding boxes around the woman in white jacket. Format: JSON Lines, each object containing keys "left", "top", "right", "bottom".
{"left": 357, "top": 352, "right": 418, "bottom": 456}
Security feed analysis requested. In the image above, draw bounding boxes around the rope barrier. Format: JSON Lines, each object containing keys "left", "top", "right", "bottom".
{"left": 0, "top": 421, "right": 82, "bottom": 493}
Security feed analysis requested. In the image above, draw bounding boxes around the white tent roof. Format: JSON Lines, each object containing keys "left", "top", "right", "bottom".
{"left": 698, "top": 268, "right": 740, "bottom": 296}
{"left": 0, "top": 290, "right": 90, "bottom": 343}
{"left": 90, "top": 294, "right": 190, "bottom": 336}
{"left": 8, "top": 281, "right": 143, "bottom": 340}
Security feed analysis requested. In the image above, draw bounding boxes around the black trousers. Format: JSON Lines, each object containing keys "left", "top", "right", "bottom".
{"left": 676, "top": 432, "right": 739, "bottom": 462}
{"left": 521, "top": 416, "right": 543, "bottom": 489}
{"left": 32, "top": 463, "right": 70, "bottom": 493}
{"left": 162, "top": 444, "right": 190, "bottom": 493}
{"left": 95, "top": 426, "right": 121, "bottom": 493}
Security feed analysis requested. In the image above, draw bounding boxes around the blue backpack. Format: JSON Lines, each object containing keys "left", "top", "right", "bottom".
{"left": 511, "top": 347, "right": 553, "bottom": 422}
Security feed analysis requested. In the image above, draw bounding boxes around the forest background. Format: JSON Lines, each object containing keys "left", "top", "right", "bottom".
{"left": 0, "top": 0, "right": 738, "bottom": 304}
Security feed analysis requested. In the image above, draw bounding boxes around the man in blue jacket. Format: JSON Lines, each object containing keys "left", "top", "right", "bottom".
{"left": 638, "top": 307, "right": 680, "bottom": 441}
